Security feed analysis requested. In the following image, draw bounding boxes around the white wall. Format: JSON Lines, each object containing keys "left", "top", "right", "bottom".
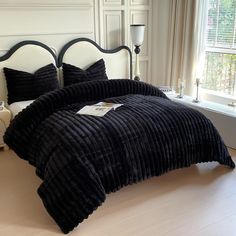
{"left": 0, "top": 0, "right": 153, "bottom": 82}
{"left": 0, "top": 0, "right": 98, "bottom": 56}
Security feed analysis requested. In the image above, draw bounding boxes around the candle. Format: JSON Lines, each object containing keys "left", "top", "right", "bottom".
{"left": 177, "top": 79, "right": 185, "bottom": 99}
{"left": 196, "top": 78, "right": 201, "bottom": 85}
{"left": 192, "top": 78, "right": 201, "bottom": 103}
{"left": 178, "top": 79, "right": 185, "bottom": 88}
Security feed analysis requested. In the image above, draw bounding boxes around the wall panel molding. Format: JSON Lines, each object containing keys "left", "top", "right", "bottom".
{"left": 0, "top": 4, "right": 92, "bottom": 10}
{"left": 0, "top": 7, "right": 94, "bottom": 37}
{"left": 140, "top": 60, "right": 148, "bottom": 82}
{"left": 103, "top": 0, "right": 123, "bottom": 6}
{"left": 93, "top": 0, "right": 101, "bottom": 44}
{"left": 130, "top": 0, "right": 149, "bottom": 6}
{"left": 0, "top": 1, "right": 93, "bottom": 9}
{"left": 0, "top": 32, "right": 94, "bottom": 37}
{"left": 103, "top": 11, "right": 124, "bottom": 49}
{"left": 98, "top": 0, "right": 152, "bottom": 81}
{"left": 0, "top": 0, "right": 96, "bottom": 53}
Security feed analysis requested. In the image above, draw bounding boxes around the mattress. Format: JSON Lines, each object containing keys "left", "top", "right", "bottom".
{"left": 8, "top": 100, "right": 34, "bottom": 119}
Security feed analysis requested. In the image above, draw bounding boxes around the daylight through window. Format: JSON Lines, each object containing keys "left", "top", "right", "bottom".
{"left": 202, "top": 0, "right": 236, "bottom": 96}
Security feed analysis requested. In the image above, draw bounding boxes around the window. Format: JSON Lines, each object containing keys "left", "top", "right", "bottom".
{"left": 202, "top": 0, "right": 236, "bottom": 96}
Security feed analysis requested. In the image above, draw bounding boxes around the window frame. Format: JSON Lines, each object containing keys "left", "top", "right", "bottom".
{"left": 201, "top": 0, "right": 236, "bottom": 104}
{"left": 202, "top": 46, "right": 236, "bottom": 103}
{"left": 206, "top": 46, "right": 236, "bottom": 55}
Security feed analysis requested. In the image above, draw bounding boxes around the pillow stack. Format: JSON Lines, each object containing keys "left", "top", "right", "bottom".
{"left": 3, "top": 59, "right": 108, "bottom": 105}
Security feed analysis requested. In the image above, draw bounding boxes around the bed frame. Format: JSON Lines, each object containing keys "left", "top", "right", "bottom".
{"left": 0, "top": 38, "right": 132, "bottom": 105}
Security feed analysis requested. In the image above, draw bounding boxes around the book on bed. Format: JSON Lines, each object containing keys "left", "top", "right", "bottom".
{"left": 0, "top": 101, "right": 4, "bottom": 111}
{"left": 77, "top": 102, "right": 123, "bottom": 117}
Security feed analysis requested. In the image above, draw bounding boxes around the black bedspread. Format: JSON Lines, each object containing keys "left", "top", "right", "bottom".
{"left": 4, "top": 79, "right": 235, "bottom": 234}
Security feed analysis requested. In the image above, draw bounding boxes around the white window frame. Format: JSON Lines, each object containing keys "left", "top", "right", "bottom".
{"left": 201, "top": 0, "right": 236, "bottom": 104}
{"left": 202, "top": 47, "right": 236, "bottom": 105}
{"left": 206, "top": 46, "right": 236, "bottom": 55}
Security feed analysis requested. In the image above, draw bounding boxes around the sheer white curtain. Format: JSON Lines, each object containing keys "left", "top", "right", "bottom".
{"left": 191, "top": 0, "right": 208, "bottom": 90}
{"left": 152, "top": 0, "right": 208, "bottom": 95}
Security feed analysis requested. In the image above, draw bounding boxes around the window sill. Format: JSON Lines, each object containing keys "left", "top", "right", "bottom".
{"left": 167, "top": 93, "right": 236, "bottom": 149}
{"left": 168, "top": 94, "right": 236, "bottom": 118}
{"left": 200, "top": 89, "right": 236, "bottom": 106}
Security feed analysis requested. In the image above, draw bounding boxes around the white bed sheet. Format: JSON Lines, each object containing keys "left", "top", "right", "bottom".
{"left": 8, "top": 100, "right": 34, "bottom": 119}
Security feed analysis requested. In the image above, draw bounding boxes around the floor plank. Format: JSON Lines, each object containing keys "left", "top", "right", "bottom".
{"left": 0, "top": 149, "right": 235, "bottom": 236}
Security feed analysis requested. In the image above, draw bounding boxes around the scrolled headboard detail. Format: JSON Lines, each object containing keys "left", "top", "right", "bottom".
{"left": 58, "top": 38, "right": 132, "bottom": 80}
{"left": 0, "top": 38, "right": 132, "bottom": 106}
{"left": 0, "top": 41, "right": 58, "bottom": 104}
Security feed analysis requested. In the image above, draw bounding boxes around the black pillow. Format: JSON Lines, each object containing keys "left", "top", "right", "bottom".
{"left": 4, "top": 63, "right": 59, "bottom": 105}
{"left": 63, "top": 59, "right": 108, "bottom": 86}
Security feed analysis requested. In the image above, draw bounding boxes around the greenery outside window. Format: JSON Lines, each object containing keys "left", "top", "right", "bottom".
{"left": 202, "top": 0, "right": 236, "bottom": 97}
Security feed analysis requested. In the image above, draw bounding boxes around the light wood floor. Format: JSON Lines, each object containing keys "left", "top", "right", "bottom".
{"left": 0, "top": 149, "right": 235, "bottom": 236}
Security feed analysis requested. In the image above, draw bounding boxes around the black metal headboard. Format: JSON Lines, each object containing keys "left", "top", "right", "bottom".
{"left": 58, "top": 38, "right": 132, "bottom": 80}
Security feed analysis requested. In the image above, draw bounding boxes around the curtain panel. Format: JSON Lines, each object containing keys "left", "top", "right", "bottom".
{"left": 151, "top": 0, "right": 207, "bottom": 96}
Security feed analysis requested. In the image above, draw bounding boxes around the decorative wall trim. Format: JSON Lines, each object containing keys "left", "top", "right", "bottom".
{"left": 0, "top": 32, "right": 94, "bottom": 37}
{"left": 103, "top": 11, "right": 124, "bottom": 48}
{"left": 0, "top": 3, "right": 93, "bottom": 10}
{"left": 103, "top": 0, "right": 123, "bottom": 5}
{"left": 129, "top": 5, "right": 151, "bottom": 10}
{"left": 131, "top": 0, "right": 149, "bottom": 6}
{"left": 103, "top": 6, "right": 125, "bottom": 10}
{"left": 93, "top": 0, "right": 101, "bottom": 44}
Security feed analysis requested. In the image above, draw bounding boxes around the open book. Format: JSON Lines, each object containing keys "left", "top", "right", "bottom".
{"left": 77, "top": 102, "right": 123, "bottom": 117}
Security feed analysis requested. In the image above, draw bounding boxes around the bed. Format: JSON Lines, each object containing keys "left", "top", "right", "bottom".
{"left": 1, "top": 38, "right": 235, "bottom": 234}
{"left": 0, "top": 38, "right": 132, "bottom": 117}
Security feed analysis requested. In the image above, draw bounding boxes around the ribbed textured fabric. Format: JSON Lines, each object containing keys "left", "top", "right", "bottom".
{"left": 4, "top": 79, "right": 235, "bottom": 234}
{"left": 63, "top": 59, "right": 108, "bottom": 86}
{"left": 4, "top": 63, "right": 59, "bottom": 104}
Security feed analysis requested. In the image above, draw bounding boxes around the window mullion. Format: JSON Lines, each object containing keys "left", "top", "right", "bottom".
{"left": 206, "top": 46, "right": 236, "bottom": 54}
{"left": 215, "top": 0, "right": 220, "bottom": 46}
{"left": 233, "top": 55, "right": 236, "bottom": 95}
{"left": 232, "top": 6, "right": 236, "bottom": 49}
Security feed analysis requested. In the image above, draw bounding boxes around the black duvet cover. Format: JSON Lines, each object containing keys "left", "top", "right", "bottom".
{"left": 4, "top": 79, "right": 235, "bottom": 234}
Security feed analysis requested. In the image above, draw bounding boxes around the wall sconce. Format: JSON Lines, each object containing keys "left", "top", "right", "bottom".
{"left": 130, "top": 24, "right": 145, "bottom": 81}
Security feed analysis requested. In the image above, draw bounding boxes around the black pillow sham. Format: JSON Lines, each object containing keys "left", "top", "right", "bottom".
{"left": 62, "top": 59, "right": 108, "bottom": 86}
{"left": 4, "top": 63, "right": 59, "bottom": 105}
